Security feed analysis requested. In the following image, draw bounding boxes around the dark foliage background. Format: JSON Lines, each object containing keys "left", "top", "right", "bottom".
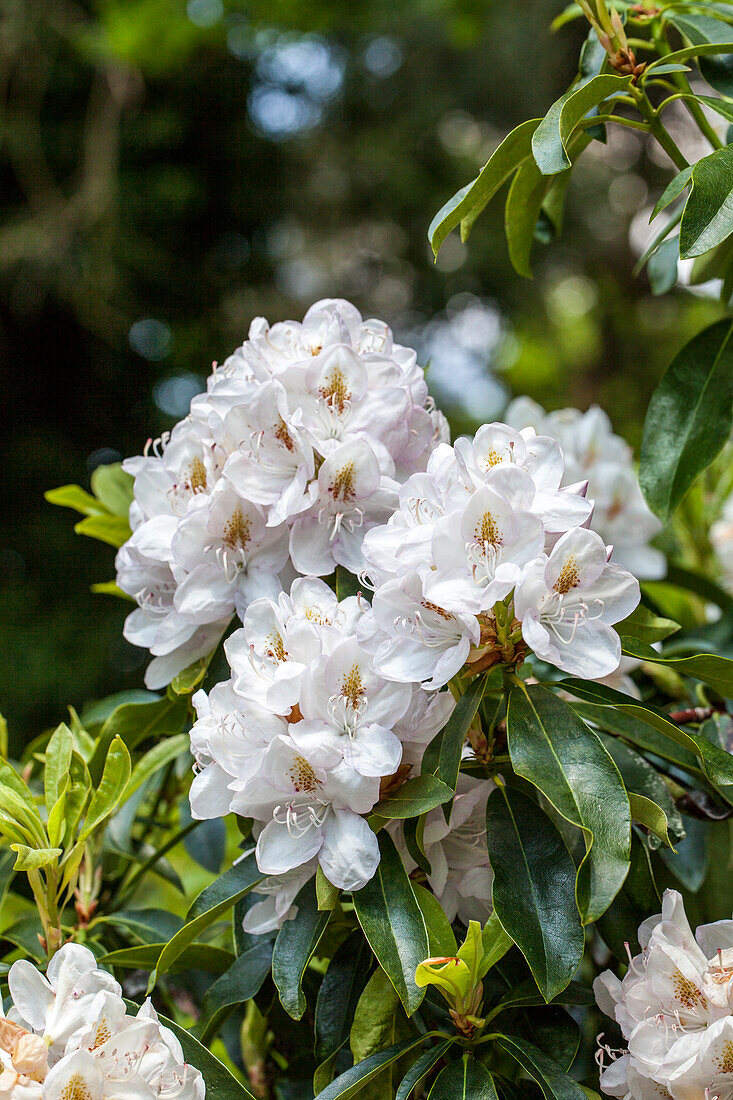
{"left": 1, "top": 0, "right": 724, "bottom": 748}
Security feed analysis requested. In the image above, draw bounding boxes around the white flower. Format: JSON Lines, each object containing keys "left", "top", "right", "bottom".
{"left": 117, "top": 299, "right": 445, "bottom": 687}
{"left": 595, "top": 889, "right": 733, "bottom": 1100}
{"left": 0, "top": 946, "right": 204, "bottom": 1099}
{"left": 361, "top": 421, "right": 641, "bottom": 689}
{"left": 391, "top": 776, "right": 493, "bottom": 925}
{"left": 506, "top": 397, "right": 665, "bottom": 580}
{"left": 712, "top": 493, "right": 733, "bottom": 594}
{"left": 514, "top": 527, "right": 640, "bottom": 679}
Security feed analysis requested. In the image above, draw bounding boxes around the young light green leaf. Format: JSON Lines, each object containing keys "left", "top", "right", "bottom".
{"left": 478, "top": 912, "right": 513, "bottom": 980}
{"left": 123, "top": 734, "right": 190, "bottom": 802}
{"left": 44, "top": 484, "right": 110, "bottom": 517}
{"left": 90, "top": 463, "right": 134, "bottom": 517}
{"left": 272, "top": 878, "right": 331, "bottom": 1019}
{"left": 640, "top": 319, "right": 733, "bottom": 523}
{"left": 316, "top": 865, "right": 340, "bottom": 911}
{"left": 44, "top": 723, "right": 74, "bottom": 812}
{"left": 428, "top": 119, "right": 541, "bottom": 256}
{"left": 74, "top": 514, "right": 131, "bottom": 547}
{"left": 353, "top": 831, "right": 428, "bottom": 1017}
{"left": 621, "top": 636, "right": 733, "bottom": 699}
{"left": 531, "top": 74, "right": 632, "bottom": 175}
{"left": 428, "top": 1055, "right": 498, "bottom": 1100}
{"left": 485, "top": 786, "right": 583, "bottom": 1002}
{"left": 350, "top": 967, "right": 408, "bottom": 1095}
{"left": 680, "top": 146, "right": 733, "bottom": 258}
{"left": 91, "top": 694, "right": 190, "bottom": 779}
{"left": 78, "top": 736, "right": 131, "bottom": 842}
{"left": 10, "top": 845, "right": 62, "bottom": 871}
{"left": 507, "top": 684, "right": 631, "bottom": 924}
{"left": 374, "top": 776, "right": 453, "bottom": 819}
{"left": 628, "top": 793, "right": 674, "bottom": 850}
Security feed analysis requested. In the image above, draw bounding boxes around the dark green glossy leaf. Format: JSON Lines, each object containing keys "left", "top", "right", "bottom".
{"left": 621, "top": 636, "right": 733, "bottom": 698}
{"left": 485, "top": 786, "right": 583, "bottom": 1001}
{"left": 90, "top": 694, "right": 190, "bottom": 780}
{"left": 668, "top": 13, "right": 733, "bottom": 96}
{"left": 429, "top": 119, "right": 540, "bottom": 256}
{"left": 487, "top": 979, "right": 594, "bottom": 1018}
{"left": 559, "top": 678, "right": 733, "bottom": 786}
{"left": 424, "top": 673, "right": 488, "bottom": 819}
{"left": 651, "top": 167, "right": 693, "bottom": 221}
{"left": 316, "top": 930, "right": 374, "bottom": 1064}
{"left": 505, "top": 159, "right": 550, "bottom": 277}
{"left": 428, "top": 1055, "right": 498, "bottom": 1100}
{"left": 396, "top": 1041, "right": 454, "bottom": 1100}
{"left": 507, "top": 685, "right": 631, "bottom": 923}
{"left": 628, "top": 793, "right": 674, "bottom": 849}
{"left": 531, "top": 74, "right": 632, "bottom": 175}
{"left": 596, "top": 833, "right": 660, "bottom": 959}
{"left": 272, "top": 878, "right": 330, "bottom": 1019}
{"left": 353, "top": 831, "right": 428, "bottom": 1016}
{"left": 374, "top": 776, "right": 453, "bottom": 819}
{"left": 495, "top": 1035, "right": 586, "bottom": 1100}
{"left": 103, "top": 942, "right": 234, "bottom": 973}
{"left": 615, "top": 604, "right": 679, "bottom": 644}
{"left": 600, "top": 735, "right": 685, "bottom": 842}
{"left": 317, "top": 1037, "right": 430, "bottom": 1100}
{"left": 639, "top": 319, "right": 733, "bottom": 523}
{"left": 196, "top": 941, "right": 273, "bottom": 1044}
{"left": 680, "top": 146, "right": 733, "bottom": 258}
{"left": 148, "top": 852, "right": 263, "bottom": 991}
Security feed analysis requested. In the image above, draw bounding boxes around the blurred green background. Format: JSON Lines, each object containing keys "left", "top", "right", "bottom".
{"left": 1, "top": 0, "right": 725, "bottom": 748}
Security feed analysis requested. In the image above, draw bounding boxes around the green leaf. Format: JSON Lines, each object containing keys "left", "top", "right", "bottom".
{"left": 374, "top": 776, "right": 453, "bottom": 819}
{"left": 487, "top": 979, "right": 594, "bottom": 1018}
{"left": 316, "top": 930, "right": 374, "bottom": 1066}
{"left": 74, "top": 513, "right": 131, "bottom": 547}
{"left": 651, "top": 167, "right": 693, "bottom": 221}
{"left": 600, "top": 735, "right": 684, "bottom": 843}
{"left": 428, "top": 119, "right": 541, "bottom": 256}
{"left": 90, "top": 581, "right": 134, "bottom": 600}
{"left": 396, "top": 1041, "right": 455, "bottom": 1100}
{"left": 615, "top": 605, "right": 679, "bottom": 644}
{"left": 44, "top": 484, "right": 110, "bottom": 517}
{"left": 620, "top": 636, "right": 733, "bottom": 698}
{"left": 91, "top": 694, "right": 190, "bottom": 779}
{"left": 123, "top": 734, "right": 190, "bottom": 801}
{"left": 495, "top": 1035, "right": 587, "bottom": 1100}
{"left": 317, "top": 1037, "right": 431, "bottom": 1100}
{"left": 505, "top": 159, "right": 551, "bottom": 278}
{"left": 335, "top": 565, "right": 362, "bottom": 600}
{"left": 11, "top": 845, "right": 62, "bottom": 870}
{"left": 149, "top": 853, "right": 264, "bottom": 990}
{"left": 79, "top": 736, "right": 131, "bottom": 842}
{"left": 667, "top": 13, "right": 733, "bottom": 96}
{"left": 316, "top": 865, "right": 340, "bottom": 910}
{"left": 272, "top": 878, "right": 330, "bottom": 1019}
{"left": 531, "top": 74, "right": 632, "bottom": 175}
{"left": 558, "top": 679, "right": 733, "bottom": 786}
{"left": 596, "top": 834, "right": 660, "bottom": 959}
{"left": 424, "top": 674, "right": 488, "bottom": 819}
{"left": 353, "top": 831, "right": 428, "bottom": 1017}
{"left": 680, "top": 146, "right": 733, "bottom": 258}
{"left": 639, "top": 319, "right": 733, "bottom": 523}
{"left": 647, "top": 236, "right": 680, "bottom": 296}
{"left": 350, "top": 967, "right": 410, "bottom": 1100}
{"left": 645, "top": 40, "right": 733, "bottom": 73}
{"left": 507, "top": 685, "right": 631, "bottom": 924}
{"left": 485, "top": 786, "right": 583, "bottom": 1002}
{"left": 195, "top": 941, "right": 273, "bottom": 1044}
{"left": 90, "top": 463, "right": 134, "bottom": 516}
{"left": 103, "top": 943, "right": 234, "bottom": 974}
{"left": 428, "top": 1055, "right": 498, "bottom": 1100}
{"left": 170, "top": 655, "right": 213, "bottom": 695}
{"left": 125, "top": 1002, "right": 257, "bottom": 1100}
{"left": 478, "top": 912, "right": 513, "bottom": 979}
{"left": 44, "top": 723, "right": 74, "bottom": 812}
{"left": 404, "top": 814, "right": 431, "bottom": 876}
{"left": 413, "top": 884, "right": 458, "bottom": 957}
{"left": 628, "top": 793, "right": 674, "bottom": 850}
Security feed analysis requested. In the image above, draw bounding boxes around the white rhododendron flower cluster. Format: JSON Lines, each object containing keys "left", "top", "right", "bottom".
{"left": 358, "top": 422, "right": 641, "bottom": 686}
{"left": 506, "top": 397, "right": 665, "bottom": 581}
{"left": 595, "top": 889, "right": 733, "bottom": 1100}
{"left": 188, "top": 577, "right": 456, "bottom": 911}
{"left": 115, "top": 299, "right": 448, "bottom": 688}
{"left": 0, "top": 944, "right": 204, "bottom": 1099}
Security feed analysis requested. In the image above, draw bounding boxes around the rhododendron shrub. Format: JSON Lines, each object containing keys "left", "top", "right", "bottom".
{"left": 6, "top": 2, "right": 733, "bottom": 1098}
